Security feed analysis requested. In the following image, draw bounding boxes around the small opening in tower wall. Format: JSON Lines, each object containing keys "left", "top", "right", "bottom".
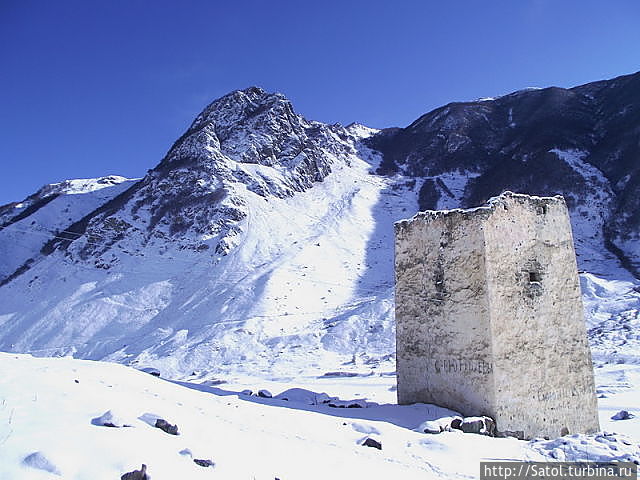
{"left": 528, "top": 271, "right": 541, "bottom": 283}
{"left": 537, "top": 205, "right": 548, "bottom": 215}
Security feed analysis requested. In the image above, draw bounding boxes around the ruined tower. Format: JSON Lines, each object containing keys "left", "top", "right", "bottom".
{"left": 394, "top": 192, "right": 599, "bottom": 439}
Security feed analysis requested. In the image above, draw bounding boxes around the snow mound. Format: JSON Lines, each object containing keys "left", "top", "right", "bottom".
{"left": 274, "top": 388, "right": 333, "bottom": 405}
{"left": 91, "top": 409, "right": 133, "bottom": 428}
{"left": 22, "top": 451, "right": 61, "bottom": 475}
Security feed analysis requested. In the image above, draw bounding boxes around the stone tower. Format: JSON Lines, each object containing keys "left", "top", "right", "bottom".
{"left": 394, "top": 192, "right": 599, "bottom": 439}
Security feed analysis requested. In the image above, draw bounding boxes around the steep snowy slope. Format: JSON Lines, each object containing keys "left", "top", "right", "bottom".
{"left": 1, "top": 75, "right": 640, "bottom": 381}
{"left": 0, "top": 89, "right": 408, "bottom": 377}
{"left": 0, "top": 176, "right": 138, "bottom": 282}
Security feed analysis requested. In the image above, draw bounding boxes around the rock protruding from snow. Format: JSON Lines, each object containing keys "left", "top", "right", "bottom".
{"left": 257, "top": 389, "right": 272, "bottom": 398}
{"left": 275, "top": 388, "right": 332, "bottom": 405}
{"left": 612, "top": 410, "right": 634, "bottom": 420}
{"left": 361, "top": 437, "right": 382, "bottom": 450}
{"left": 193, "top": 458, "right": 215, "bottom": 468}
{"left": 155, "top": 418, "right": 179, "bottom": 435}
{"left": 459, "top": 416, "right": 496, "bottom": 436}
{"left": 121, "top": 464, "right": 150, "bottom": 480}
{"left": 328, "top": 399, "right": 367, "bottom": 408}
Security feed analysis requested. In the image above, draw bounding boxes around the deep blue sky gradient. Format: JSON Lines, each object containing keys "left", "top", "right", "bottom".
{"left": 1, "top": 0, "right": 639, "bottom": 204}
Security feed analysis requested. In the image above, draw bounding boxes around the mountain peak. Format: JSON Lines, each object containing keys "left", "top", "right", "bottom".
{"left": 158, "top": 85, "right": 350, "bottom": 176}
{"left": 237, "top": 85, "right": 266, "bottom": 95}
{"left": 33, "top": 84, "right": 359, "bottom": 268}
{"left": 213, "top": 85, "right": 286, "bottom": 111}
{"left": 190, "top": 86, "right": 291, "bottom": 132}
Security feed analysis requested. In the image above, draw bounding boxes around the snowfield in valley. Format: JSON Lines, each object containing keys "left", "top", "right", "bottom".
{"left": 0, "top": 353, "right": 638, "bottom": 480}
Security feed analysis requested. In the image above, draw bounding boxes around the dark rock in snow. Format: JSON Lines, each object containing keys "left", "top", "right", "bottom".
{"left": 240, "top": 389, "right": 253, "bottom": 396}
{"left": 258, "top": 389, "right": 272, "bottom": 398}
{"left": 155, "top": 418, "right": 179, "bottom": 435}
{"left": 193, "top": 458, "right": 215, "bottom": 467}
{"left": 140, "top": 367, "right": 161, "bottom": 377}
{"left": 460, "top": 416, "right": 496, "bottom": 436}
{"left": 362, "top": 437, "right": 382, "bottom": 450}
{"left": 121, "top": 464, "right": 149, "bottom": 480}
{"left": 484, "top": 417, "right": 496, "bottom": 436}
{"left": 200, "top": 378, "right": 227, "bottom": 386}
{"left": 460, "top": 418, "right": 484, "bottom": 434}
{"left": 612, "top": 410, "right": 634, "bottom": 420}
{"left": 450, "top": 417, "right": 463, "bottom": 430}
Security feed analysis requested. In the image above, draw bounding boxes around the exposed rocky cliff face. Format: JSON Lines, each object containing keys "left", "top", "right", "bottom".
{"left": 369, "top": 71, "right": 640, "bottom": 274}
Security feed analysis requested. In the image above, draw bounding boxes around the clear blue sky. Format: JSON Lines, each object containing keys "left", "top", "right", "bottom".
{"left": 1, "top": 0, "right": 639, "bottom": 204}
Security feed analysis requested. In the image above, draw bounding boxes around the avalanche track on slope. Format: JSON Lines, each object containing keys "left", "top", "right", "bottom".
{"left": 0, "top": 137, "right": 417, "bottom": 378}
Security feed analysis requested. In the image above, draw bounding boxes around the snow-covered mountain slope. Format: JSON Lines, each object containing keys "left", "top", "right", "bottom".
{"left": 0, "top": 149, "right": 409, "bottom": 377}
{"left": 1, "top": 353, "right": 638, "bottom": 480}
{"left": 0, "top": 176, "right": 138, "bottom": 282}
{"left": 1, "top": 76, "right": 640, "bottom": 383}
{"left": 0, "top": 88, "right": 408, "bottom": 377}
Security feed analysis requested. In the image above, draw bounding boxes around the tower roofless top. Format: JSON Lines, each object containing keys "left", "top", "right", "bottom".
{"left": 395, "top": 191, "right": 563, "bottom": 226}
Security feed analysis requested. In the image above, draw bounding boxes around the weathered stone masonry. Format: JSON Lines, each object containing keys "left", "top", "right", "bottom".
{"left": 394, "top": 192, "right": 599, "bottom": 439}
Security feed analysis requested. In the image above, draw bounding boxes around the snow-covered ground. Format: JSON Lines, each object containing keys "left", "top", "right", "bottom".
{"left": 0, "top": 353, "right": 638, "bottom": 480}
{"left": 1, "top": 91, "right": 640, "bottom": 478}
